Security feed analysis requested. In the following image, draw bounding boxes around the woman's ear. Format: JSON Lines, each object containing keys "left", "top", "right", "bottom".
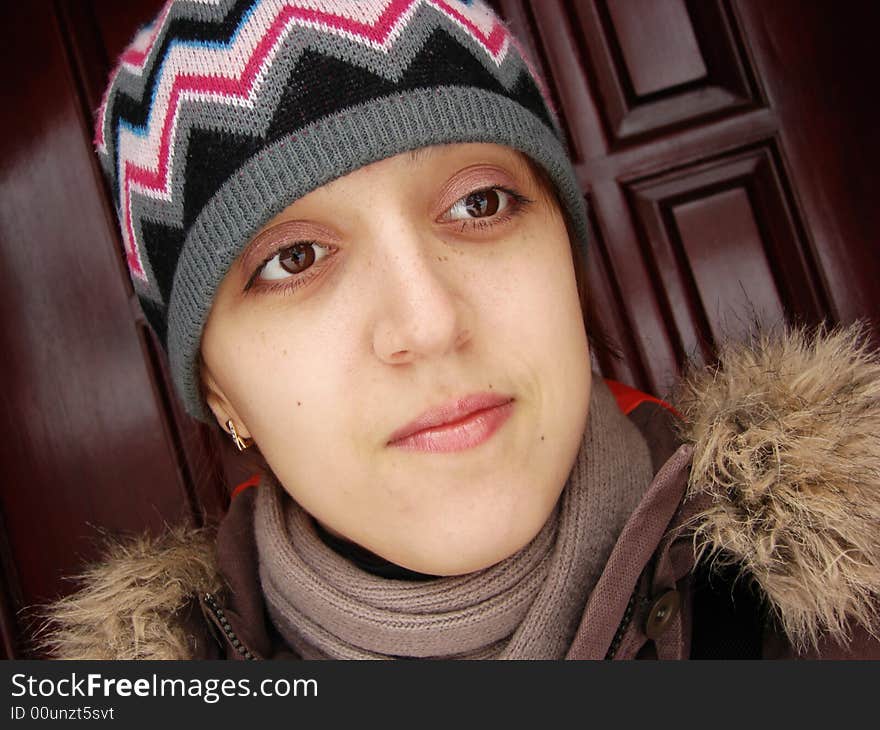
{"left": 201, "top": 365, "right": 252, "bottom": 441}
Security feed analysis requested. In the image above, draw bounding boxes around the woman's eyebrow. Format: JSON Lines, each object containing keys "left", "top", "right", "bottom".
{"left": 406, "top": 147, "right": 436, "bottom": 164}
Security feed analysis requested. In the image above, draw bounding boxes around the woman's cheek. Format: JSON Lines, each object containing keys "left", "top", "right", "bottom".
{"left": 499, "top": 232, "right": 580, "bottom": 344}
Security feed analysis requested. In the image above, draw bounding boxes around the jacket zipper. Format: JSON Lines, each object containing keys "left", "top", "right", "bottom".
{"left": 605, "top": 591, "right": 638, "bottom": 660}
{"left": 203, "top": 592, "right": 257, "bottom": 661}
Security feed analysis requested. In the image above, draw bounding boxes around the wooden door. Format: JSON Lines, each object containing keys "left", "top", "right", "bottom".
{"left": 0, "top": 0, "right": 224, "bottom": 659}
{"left": 495, "top": 0, "right": 879, "bottom": 393}
{"left": 0, "top": 0, "right": 876, "bottom": 657}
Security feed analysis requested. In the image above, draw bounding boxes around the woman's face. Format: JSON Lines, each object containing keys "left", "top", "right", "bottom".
{"left": 201, "top": 143, "right": 591, "bottom": 575}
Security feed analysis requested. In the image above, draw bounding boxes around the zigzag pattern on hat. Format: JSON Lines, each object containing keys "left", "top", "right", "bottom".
{"left": 96, "top": 0, "right": 555, "bottom": 302}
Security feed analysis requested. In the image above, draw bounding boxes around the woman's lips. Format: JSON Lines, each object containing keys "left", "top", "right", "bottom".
{"left": 387, "top": 393, "right": 515, "bottom": 453}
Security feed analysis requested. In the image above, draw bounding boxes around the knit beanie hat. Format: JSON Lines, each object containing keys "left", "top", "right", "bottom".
{"left": 96, "top": 0, "right": 588, "bottom": 421}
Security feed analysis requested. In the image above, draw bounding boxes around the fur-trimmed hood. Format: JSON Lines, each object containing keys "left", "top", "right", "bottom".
{"left": 38, "top": 323, "right": 880, "bottom": 659}
{"left": 676, "top": 322, "right": 880, "bottom": 652}
{"left": 36, "top": 527, "right": 222, "bottom": 660}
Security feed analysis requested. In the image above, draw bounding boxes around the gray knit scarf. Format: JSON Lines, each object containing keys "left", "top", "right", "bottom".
{"left": 254, "top": 378, "right": 653, "bottom": 659}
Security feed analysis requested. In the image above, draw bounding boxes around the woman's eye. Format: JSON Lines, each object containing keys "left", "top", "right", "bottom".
{"left": 444, "top": 188, "right": 512, "bottom": 222}
{"left": 258, "top": 242, "right": 329, "bottom": 282}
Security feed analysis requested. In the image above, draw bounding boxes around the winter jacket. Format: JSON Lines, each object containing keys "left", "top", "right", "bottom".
{"left": 40, "top": 324, "right": 880, "bottom": 659}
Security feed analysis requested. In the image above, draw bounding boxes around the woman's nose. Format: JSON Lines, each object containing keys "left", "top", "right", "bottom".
{"left": 371, "top": 236, "right": 472, "bottom": 365}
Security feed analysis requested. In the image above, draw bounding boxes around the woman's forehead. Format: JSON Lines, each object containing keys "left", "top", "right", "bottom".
{"left": 258, "top": 143, "right": 537, "bottom": 226}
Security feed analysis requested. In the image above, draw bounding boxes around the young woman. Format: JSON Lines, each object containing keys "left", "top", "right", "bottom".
{"left": 44, "top": 0, "right": 880, "bottom": 659}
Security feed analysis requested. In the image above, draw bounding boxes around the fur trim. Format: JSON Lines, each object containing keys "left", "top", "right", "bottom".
{"left": 37, "top": 527, "right": 221, "bottom": 660}
{"left": 677, "top": 321, "right": 880, "bottom": 652}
